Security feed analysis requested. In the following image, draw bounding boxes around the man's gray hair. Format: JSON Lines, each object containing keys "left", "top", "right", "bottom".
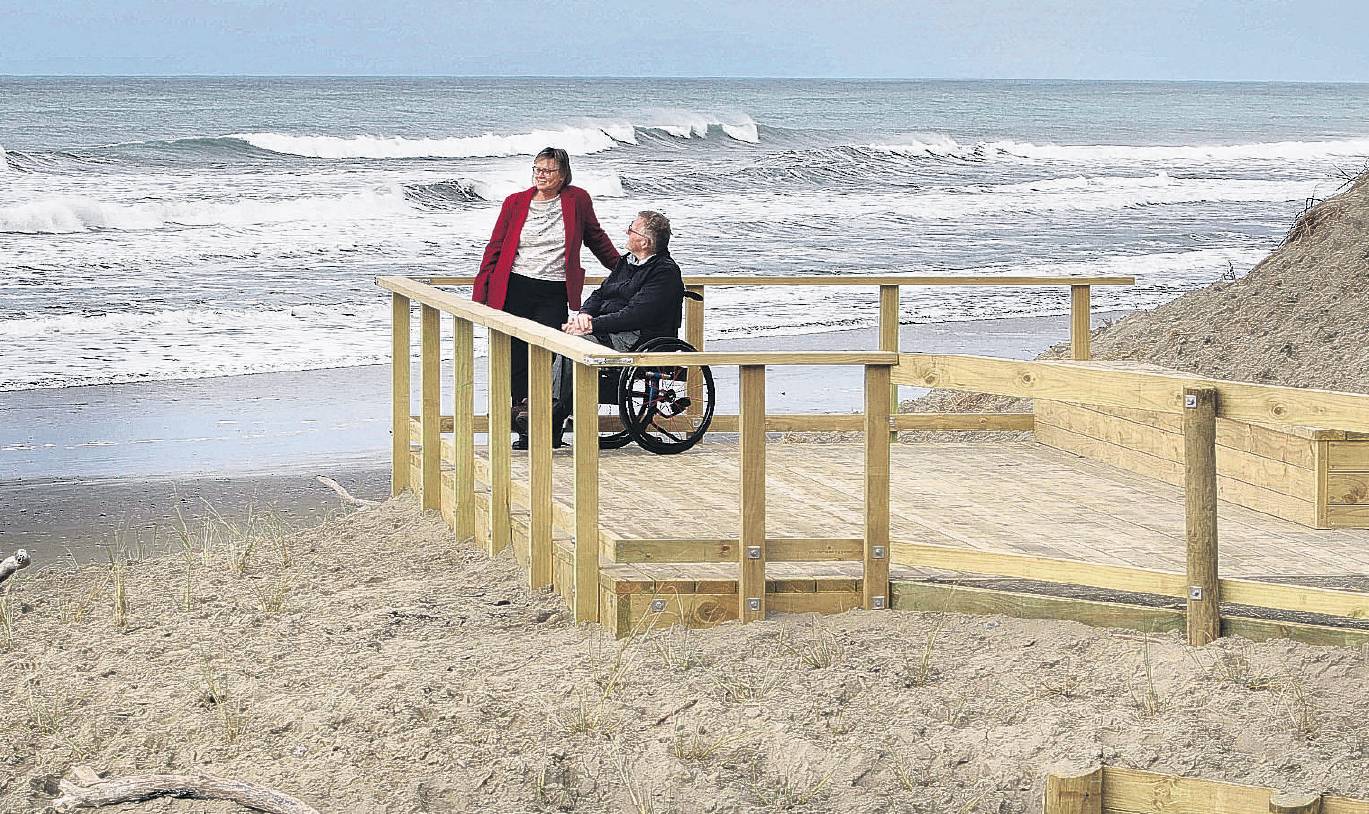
{"left": 636, "top": 210, "right": 671, "bottom": 253}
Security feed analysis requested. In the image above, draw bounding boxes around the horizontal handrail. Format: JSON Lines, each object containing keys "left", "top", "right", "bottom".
{"left": 424, "top": 273, "right": 1135, "bottom": 288}
{"left": 380, "top": 275, "right": 897, "bottom": 367}
{"left": 893, "top": 352, "right": 1369, "bottom": 432}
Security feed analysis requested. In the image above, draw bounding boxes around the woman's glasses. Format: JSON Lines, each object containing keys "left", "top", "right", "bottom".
{"left": 532, "top": 166, "right": 560, "bottom": 177}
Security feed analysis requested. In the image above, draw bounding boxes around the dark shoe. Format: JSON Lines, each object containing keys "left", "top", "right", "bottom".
{"left": 512, "top": 434, "right": 528, "bottom": 451}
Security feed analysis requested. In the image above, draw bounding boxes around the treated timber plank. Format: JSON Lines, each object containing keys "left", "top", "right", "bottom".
{"left": 452, "top": 317, "right": 477, "bottom": 541}
{"left": 528, "top": 345, "right": 554, "bottom": 589}
{"left": 1328, "top": 505, "right": 1369, "bottom": 527}
{"left": 1070, "top": 285, "right": 1091, "bottom": 361}
{"left": 421, "top": 274, "right": 1136, "bottom": 288}
{"left": 894, "top": 354, "right": 1369, "bottom": 433}
{"left": 1329, "top": 442, "right": 1369, "bottom": 471}
{"left": 865, "top": 364, "right": 891, "bottom": 609}
{"left": 613, "top": 538, "right": 864, "bottom": 563}
{"left": 889, "top": 582, "right": 1369, "bottom": 648}
{"left": 891, "top": 542, "right": 1188, "bottom": 597}
{"left": 739, "top": 365, "right": 767, "bottom": 622}
{"left": 421, "top": 411, "right": 1035, "bottom": 434}
{"left": 890, "top": 581, "right": 1187, "bottom": 634}
{"left": 420, "top": 305, "right": 442, "bottom": 510}
{"left": 1035, "top": 422, "right": 1320, "bottom": 527}
{"left": 488, "top": 331, "right": 512, "bottom": 554}
{"left": 1184, "top": 387, "right": 1220, "bottom": 646}
{"left": 573, "top": 361, "right": 601, "bottom": 623}
{"left": 390, "top": 293, "right": 411, "bottom": 496}
{"left": 880, "top": 284, "right": 900, "bottom": 442}
{"left": 1102, "top": 766, "right": 1271, "bottom": 814}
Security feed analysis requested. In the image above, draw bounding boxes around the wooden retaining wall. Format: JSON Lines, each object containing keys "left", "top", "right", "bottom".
{"left": 1035, "top": 400, "right": 1369, "bottom": 529}
{"left": 1045, "top": 766, "right": 1369, "bottom": 814}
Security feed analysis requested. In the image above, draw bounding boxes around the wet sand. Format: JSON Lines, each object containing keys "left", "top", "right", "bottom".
{"left": 0, "top": 312, "right": 1117, "bottom": 565}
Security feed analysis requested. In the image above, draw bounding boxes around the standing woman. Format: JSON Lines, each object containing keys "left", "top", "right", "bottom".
{"left": 473, "top": 147, "right": 621, "bottom": 448}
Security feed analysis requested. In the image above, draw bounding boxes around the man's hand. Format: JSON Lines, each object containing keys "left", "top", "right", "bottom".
{"left": 562, "top": 312, "right": 594, "bottom": 335}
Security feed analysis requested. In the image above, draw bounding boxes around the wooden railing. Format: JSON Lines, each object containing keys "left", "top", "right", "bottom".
{"left": 424, "top": 273, "right": 1134, "bottom": 434}
{"left": 380, "top": 274, "right": 909, "bottom": 626}
{"left": 379, "top": 273, "right": 1369, "bottom": 647}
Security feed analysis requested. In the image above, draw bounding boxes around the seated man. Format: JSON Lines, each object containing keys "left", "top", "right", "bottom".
{"left": 515, "top": 210, "right": 682, "bottom": 449}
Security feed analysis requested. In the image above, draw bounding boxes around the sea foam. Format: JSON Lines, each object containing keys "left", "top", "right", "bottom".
{"left": 873, "top": 135, "right": 1369, "bottom": 164}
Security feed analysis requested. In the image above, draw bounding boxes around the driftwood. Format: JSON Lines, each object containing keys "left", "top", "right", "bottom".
{"left": 52, "top": 767, "right": 320, "bottom": 813}
{"left": 315, "top": 476, "right": 380, "bottom": 509}
{"left": 0, "top": 549, "right": 31, "bottom": 586}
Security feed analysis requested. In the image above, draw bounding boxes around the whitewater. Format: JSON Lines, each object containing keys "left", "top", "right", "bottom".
{"left": 2, "top": 76, "right": 1368, "bottom": 391}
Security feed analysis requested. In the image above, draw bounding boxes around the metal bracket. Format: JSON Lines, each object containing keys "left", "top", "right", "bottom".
{"left": 745, "top": 546, "right": 762, "bottom": 560}
{"left": 746, "top": 597, "right": 761, "bottom": 612}
{"left": 871, "top": 595, "right": 887, "bottom": 610}
{"left": 649, "top": 599, "right": 667, "bottom": 612}
{"left": 1188, "top": 586, "right": 1204, "bottom": 601}
{"left": 1184, "top": 394, "right": 1198, "bottom": 409}
{"left": 872, "top": 546, "right": 886, "bottom": 560}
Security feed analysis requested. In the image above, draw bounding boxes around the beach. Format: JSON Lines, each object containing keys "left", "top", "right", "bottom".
{"left": 1, "top": 311, "right": 1114, "bottom": 565}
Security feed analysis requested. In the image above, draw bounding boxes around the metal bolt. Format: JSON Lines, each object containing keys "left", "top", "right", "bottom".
{"left": 872, "top": 546, "right": 886, "bottom": 559}
{"left": 746, "top": 597, "right": 761, "bottom": 612}
{"left": 650, "top": 599, "right": 667, "bottom": 612}
{"left": 746, "top": 546, "right": 762, "bottom": 560}
{"left": 871, "top": 596, "right": 887, "bottom": 610}
{"left": 1188, "top": 586, "right": 1204, "bottom": 601}
{"left": 1185, "top": 394, "right": 1198, "bottom": 409}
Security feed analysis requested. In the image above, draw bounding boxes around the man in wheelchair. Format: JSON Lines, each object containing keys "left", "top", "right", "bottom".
{"left": 514, "top": 210, "right": 684, "bottom": 449}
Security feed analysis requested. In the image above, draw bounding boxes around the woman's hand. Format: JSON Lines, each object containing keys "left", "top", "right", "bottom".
{"left": 562, "top": 312, "right": 594, "bottom": 335}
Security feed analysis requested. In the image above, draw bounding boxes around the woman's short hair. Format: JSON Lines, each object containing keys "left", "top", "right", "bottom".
{"left": 535, "top": 147, "right": 572, "bottom": 187}
{"left": 636, "top": 210, "right": 671, "bottom": 253}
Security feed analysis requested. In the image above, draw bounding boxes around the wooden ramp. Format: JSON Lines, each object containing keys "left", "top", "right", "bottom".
{"left": 420, "top": 440, "right": 1369, "bottom": 637}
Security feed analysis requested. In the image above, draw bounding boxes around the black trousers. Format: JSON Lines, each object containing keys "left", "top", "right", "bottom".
{"left": 503, "top": 273, "right": 568, "bottom": 405}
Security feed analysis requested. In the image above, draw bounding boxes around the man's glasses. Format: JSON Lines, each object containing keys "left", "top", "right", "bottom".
{"left": 627, "top": 226, "right": 649, "bottom": 238}
{"left": 532, "top": 166, "right": 560, "bottom": 177}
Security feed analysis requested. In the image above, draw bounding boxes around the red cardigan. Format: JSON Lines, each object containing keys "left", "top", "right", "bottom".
{"left": 472, "top": 185, "right": 620, "bottom": 311}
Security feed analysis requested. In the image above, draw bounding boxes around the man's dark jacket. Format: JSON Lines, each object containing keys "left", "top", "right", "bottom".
{"left": 579, "top": 253, "right": 684, "bottom": 341}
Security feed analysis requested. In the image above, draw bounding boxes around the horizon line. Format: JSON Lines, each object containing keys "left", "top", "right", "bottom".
{"left": 3, "top": 72, "right": 1369, "bottom": 86}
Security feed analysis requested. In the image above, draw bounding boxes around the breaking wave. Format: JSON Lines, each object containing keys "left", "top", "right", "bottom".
{"left": 0, "top": 187, "right": 418, "bottom": 234}
{"left": 221, "top": 113, "right": 759, "bottom": 159}
{"left": 872, "top": 135, "right": 1369, "bottom": 164}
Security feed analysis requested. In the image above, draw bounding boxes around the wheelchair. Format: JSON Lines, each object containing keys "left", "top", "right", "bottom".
{"left": 591, "top": 334, "right": 716, "bottom": 455}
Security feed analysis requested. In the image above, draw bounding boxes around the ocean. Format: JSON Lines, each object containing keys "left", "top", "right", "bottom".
{"left": 3, "top": 76, "right": 1368, "bottom": 392}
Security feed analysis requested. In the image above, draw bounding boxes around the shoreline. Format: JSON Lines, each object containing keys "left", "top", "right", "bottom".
{"left": 0, "top": 310, "right": 1125, "bottom": 562}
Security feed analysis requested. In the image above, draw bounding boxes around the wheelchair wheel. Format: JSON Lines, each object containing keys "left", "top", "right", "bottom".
{"left": 618, "top": 337, "right": 715, "bottom": 455}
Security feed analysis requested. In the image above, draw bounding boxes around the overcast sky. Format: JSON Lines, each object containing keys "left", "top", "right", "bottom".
{"left": 3, "top": 0, "right": 1367, "bottom": 82}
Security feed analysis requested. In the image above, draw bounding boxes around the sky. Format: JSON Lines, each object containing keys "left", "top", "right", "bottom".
{"left": 2, "top": 0, "right": 1368, "bottom": 82}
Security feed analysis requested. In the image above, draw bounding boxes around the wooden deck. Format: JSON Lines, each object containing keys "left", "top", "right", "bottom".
{"left": 493, "top": 439, "right": 1369, "bottom": 582}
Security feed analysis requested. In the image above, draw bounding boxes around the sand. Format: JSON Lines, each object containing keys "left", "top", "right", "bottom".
{"left": 3, "top": 498, "right": 1369, "bottom": 813}
{"left": 914, "top": 171, "right": 1369, "bottom": 419}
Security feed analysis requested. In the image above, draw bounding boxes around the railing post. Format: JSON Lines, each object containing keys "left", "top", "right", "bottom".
{"left": 1184, "top": 386, "right": 1220, "bottom": 645}
{"left": 573, "top": 361, "right": 601, "bottom": 622}
{"left": 419, "top": 305, "right": 442, "bottom": 511}
{"left": 453, "top": 316, "right": 477, "bottom": 542}
{"left": 879, "top": 285, "right": 900, "bottom": 441}
{"left": 863, "top": 363, "right": 891, "bottom": 610}
{"left": 1044, "top": 767, "right": 1103, "bottom": 814}
{"left": 1070, "top": 284, "right": 1092, "bottom": 361}
{"left": 739, "top": 365, "right": 766, "bottom": 623}
{"left": 528, "top": 345, "right": 554, "bottom": 589}
{"left": 488, "top": 330, "right": 512, "bottom": 554}
{"left": 390, "top": 293, "right": 411, "bottom": 496}
{"left": 685, "top": 285, "right": 705, "bottom": 420}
